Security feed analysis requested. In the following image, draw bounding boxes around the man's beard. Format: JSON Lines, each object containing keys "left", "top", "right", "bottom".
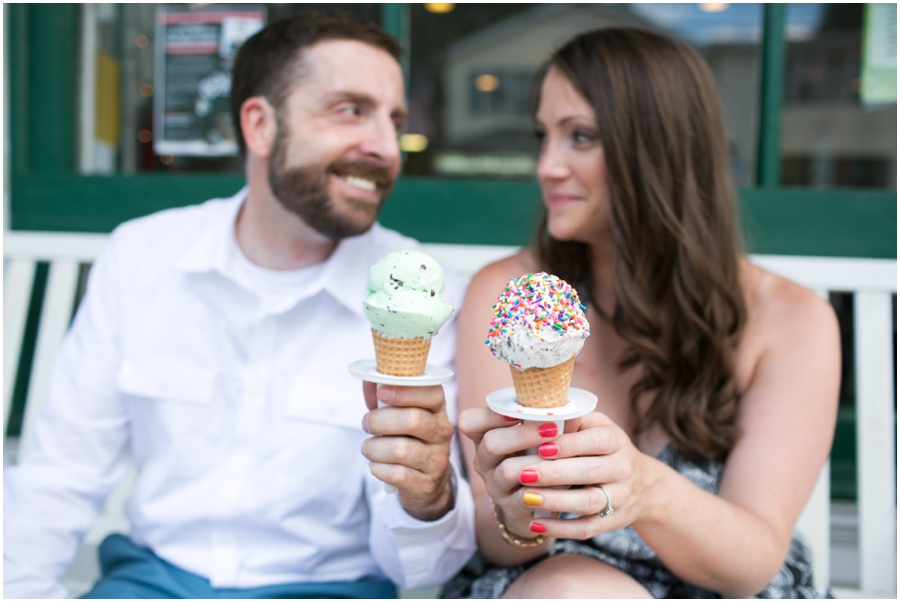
{"left": 267, "top": 122, "right": 395, "bottom": 240}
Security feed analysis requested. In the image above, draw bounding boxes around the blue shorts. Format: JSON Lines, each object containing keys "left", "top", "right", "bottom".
{"left": 82, "top": 534, "right": 397, "bottom": 599}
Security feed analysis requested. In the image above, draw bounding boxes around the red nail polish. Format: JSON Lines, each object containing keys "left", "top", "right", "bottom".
{"left": 538, "top": 442, "right": 559, "bottom": 457}
{"left": 520, "top": 468, "right": 539, "bottom": 484}
{"left": 538, "top": 423, "right": 558, "bottom": 437}
{"left": 503, "top": 415, "right": 521, "bottom": 421}
{"left": 530, "top": 522, "right": 547, "bottom": 534}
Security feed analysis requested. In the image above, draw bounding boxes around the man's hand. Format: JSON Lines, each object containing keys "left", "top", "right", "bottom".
{"left": 361, "top": 382, "right": 455, "bottom": 521}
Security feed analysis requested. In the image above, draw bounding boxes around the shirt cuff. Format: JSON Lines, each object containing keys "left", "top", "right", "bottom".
{"left": 380, "top": 462, "right": 476, "bottom": 588}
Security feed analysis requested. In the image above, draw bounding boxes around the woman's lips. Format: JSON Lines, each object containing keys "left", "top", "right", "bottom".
{"left": 545, "top": 193, "right": 582, "bottom": 207}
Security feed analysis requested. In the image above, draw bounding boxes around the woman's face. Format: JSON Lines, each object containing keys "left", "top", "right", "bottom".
{"left": 535, "top": 67, "right": 610, "bottom": 244}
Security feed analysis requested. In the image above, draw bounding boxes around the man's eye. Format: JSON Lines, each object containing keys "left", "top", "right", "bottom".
{"left": 338, "top": 105, "right": 361, "bottom": 116}
{"left": 533, "top": 130, "right": 546, "bottom": 143}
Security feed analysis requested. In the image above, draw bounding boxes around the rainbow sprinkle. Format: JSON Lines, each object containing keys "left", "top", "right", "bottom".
{"left": 486, "top": 272, "right": 590, "bottom": 345}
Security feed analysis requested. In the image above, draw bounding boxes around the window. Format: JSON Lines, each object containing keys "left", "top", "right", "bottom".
{"left": 406, "top": 3, "right": 765, "bottom": 184}
{"left": 780, "top": 4, "right": 897, "bottom": 188}
{"left": 80, "top": 3, "right": 381, "bottom": 175}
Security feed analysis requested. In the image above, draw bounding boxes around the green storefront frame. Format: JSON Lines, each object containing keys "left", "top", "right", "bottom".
{"left": 5, "top": 4, "right": 897, "bottom": 501}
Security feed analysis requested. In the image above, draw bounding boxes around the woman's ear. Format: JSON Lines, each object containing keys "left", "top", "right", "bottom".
{"left": 240, "top": 97, "right": 277, "bottom": 159}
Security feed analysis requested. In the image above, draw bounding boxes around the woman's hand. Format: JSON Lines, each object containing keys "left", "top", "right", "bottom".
{"left": 458, "top": 407, "right": 565, "bottom": 539}
{"left": 459, "top": 408, "right": 659, "bottom": 541}
{"left": 516, "top": 411, "right": 660, "bottom": 539}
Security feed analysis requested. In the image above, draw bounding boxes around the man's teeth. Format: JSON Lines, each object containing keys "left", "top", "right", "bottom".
{"left": 343, "top": 175, "right": 376, "bottom": 192}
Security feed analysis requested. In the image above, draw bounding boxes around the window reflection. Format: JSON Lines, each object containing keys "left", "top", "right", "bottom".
{"left": 780, "top": 4, "right": 897, "bottom": 188}
{"left": 94, "top": 3, "right": 380, "bottom": 174}
{"left": 87, "top": 2, "right": 895, "bottom": 189}
{"left": 407, "top": 3, "right": 764, "bottom": 185}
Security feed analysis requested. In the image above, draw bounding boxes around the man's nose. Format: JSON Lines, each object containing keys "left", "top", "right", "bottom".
{"left": 358, "top": 114, "right": 401, "bottom": 167}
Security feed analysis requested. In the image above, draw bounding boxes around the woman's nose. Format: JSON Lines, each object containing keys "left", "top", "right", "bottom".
{"left": 536, "top": 145, "right": 570, "bottom": 181}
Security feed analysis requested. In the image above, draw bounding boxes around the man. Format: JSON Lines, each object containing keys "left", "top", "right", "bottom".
{"left": 4, "top": 11, "right": 475, "bottom": 598}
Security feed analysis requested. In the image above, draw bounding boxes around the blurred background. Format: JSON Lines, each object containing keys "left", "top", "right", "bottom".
{"left": 7, "top": 3, "right": 894, "bottom": 183}
{"left": 4, "top": 3, "right": 897, "bottom": 593}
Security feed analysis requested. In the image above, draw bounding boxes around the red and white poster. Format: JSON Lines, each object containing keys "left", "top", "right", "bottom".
{"left": 154, "top": 5, "right": 266, "bottom": 156}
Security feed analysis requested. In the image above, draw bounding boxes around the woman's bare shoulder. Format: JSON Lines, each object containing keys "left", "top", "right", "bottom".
{"left": 736, "top": 258, "right": 840, "bottom": 387}
{"left": 465, "top": 248, "right": 539, "bottom": 301}
{"left": 742, "top": 259, "right": 837, "bottom": 334}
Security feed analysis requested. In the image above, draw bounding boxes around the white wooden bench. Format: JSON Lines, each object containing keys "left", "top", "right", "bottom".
{"left": 4, "top": 232, "right": 897, "bottom": 598}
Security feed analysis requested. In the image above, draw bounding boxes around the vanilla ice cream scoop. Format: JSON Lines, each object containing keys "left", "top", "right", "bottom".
{"left": 486, "top": 272, "right": 590, "bottom": 370}
{"left": 364, "top": 251, "right": 454, "bottom": 340}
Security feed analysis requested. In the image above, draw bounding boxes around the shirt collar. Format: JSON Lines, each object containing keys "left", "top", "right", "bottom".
{"left": 319, "top": 225, "right": 383, "bottom": 319}
{"left": 177, "top": 186, "right": 375, "bottom": 319}
{"left": 177, "top": 187, "right": 247, "bottom": 275}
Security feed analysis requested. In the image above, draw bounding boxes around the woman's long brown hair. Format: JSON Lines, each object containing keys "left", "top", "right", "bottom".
{"left": 535, "top": 28, "right": 747, "bottom": 461}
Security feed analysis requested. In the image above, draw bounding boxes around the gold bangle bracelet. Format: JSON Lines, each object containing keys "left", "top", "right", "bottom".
{"left": 491, "top": 500, "right": 552, "bottom": 550}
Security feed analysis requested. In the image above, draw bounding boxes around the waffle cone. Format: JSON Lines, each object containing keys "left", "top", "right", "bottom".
{"left": 372, "top": 329, "right": 432, "bottom": 376}
{"left": 509, "top": 356, "right": 575, "bottom": 408}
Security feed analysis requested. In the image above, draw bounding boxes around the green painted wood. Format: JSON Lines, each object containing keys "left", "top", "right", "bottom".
{"left": 757, "top": 4, "right": 787, "bottom": 187}
{"left": 6, "top": 263, "right": 49, "bottom": 438}
{"left": 831, "top": 406, "right": 858, "bottom": 500}
{"left": 26, "top": 4, "right": 79, "bottom": 172}
{"left": 10, "top": 174, "right": 248, "bottom": 232}
{"left": 381, "top": 3, "right": 405, "bottom": 41}
{"left": 381, "top": 3, "right": 410, "bottom": 82}
{"left": 9, "top": 175, "right": 897, "bottom": 259}
{"left": 7, "top": 4, "right": 29, "bottom": 175}
{"left": 738, "top": 188, "right": 897, "bottom": 258}
{"left": 380, "top": 179, "right": 543, "bottom": 245}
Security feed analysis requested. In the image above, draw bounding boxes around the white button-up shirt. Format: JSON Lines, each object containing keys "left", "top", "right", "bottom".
{"left": 3, "top": 189, "right": 476, "bottom": 598}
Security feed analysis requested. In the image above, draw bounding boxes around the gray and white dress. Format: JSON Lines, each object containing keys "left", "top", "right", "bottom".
{"left": 441, "top": 444, "right": 827, "bottom": 599}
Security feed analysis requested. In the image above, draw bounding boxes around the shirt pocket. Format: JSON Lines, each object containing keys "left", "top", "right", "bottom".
{"left": 284, "top": 380, "right": 367, "bottom": 431}
{"left": 117, "top": 357, "right": 219, "bottom": 473}
{"left": 117, "top": 357, "right": 216, "bottom": 404}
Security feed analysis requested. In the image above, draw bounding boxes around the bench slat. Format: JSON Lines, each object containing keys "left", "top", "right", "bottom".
{"left": 854, "top": 291, "right": 897, "bottom": 594}
{"left": 4, "top": 260, "right": 37, "bottom": 434}
{"left": 4, "top": 232, "right": 109, "bottom": 262}
{"left": 19, "top": 261, "right": 81, "bottom": 457}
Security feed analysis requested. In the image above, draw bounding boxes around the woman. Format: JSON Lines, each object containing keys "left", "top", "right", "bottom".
{"left": 444, "top": 28, "right": 839, "bottom": 598}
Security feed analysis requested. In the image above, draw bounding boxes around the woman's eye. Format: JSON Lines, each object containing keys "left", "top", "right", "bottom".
{"left": 573, "top": 130, "right": 596, "bottom": 144}
{"left": 533, "top": 130, "right": 547, "bottom": 143}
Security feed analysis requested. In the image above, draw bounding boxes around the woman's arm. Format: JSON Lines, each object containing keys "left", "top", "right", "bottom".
{"left": 518, "top": 272, "right": 840, "bottom": 597}
{"left": 455, "top": 252, "right": 557, "bottom": 566}
{"left": 638, "top": 274, "right": 841, "bottom": 596}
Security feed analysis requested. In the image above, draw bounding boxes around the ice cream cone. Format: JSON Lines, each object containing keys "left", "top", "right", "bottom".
{"left": 372, "top": 329, "right": 432, "bottom": 376}
{"left": 509, "top": 355, "right": 575, "bottom": 408}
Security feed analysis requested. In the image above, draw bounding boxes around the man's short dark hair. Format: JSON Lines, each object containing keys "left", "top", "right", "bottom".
{"left": 229, "top": 10, "right": 403, "bottom": 157}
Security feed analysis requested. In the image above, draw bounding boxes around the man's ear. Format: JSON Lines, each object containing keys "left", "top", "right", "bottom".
{"left": 241, "top": 97, "right": 278, "bottom": 159}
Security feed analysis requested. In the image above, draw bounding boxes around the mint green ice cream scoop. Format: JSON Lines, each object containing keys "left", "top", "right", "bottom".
{"left": 364, "top": 251, "right": 454, "bottom": 339}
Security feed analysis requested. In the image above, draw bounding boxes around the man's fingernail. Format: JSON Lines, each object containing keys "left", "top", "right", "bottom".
{"left": 361, "top": 415, "right": 370, "bottom": 434}
{"left": 523, "top": 492, "right": 543, "bottom": 506}
{"left": 520, "top": 468, "right": 539, "bottom": 484}
{"left": 538, "top": 442, "right": 559, "bottom": 457}
{"left": 538, "top": 423, "right": 558, "bottom": 437}
{"left": 530, "top": 522, "right": 547, "bottom": 534}
{"left": 502, "top": 415, "right": 521, "bottom": 422}
{"left": 377, "top": 386, "right": 395, "bottom": 402}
